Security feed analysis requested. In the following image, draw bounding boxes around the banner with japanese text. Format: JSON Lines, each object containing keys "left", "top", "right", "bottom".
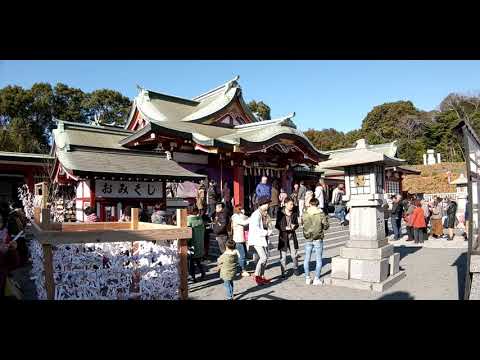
{"left": 95, "top": 180, "right": 163, "bottom": 198}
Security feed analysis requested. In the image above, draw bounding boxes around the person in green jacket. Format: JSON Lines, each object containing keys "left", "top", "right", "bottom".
{"left": 217, "top": 239, "right": 240, "bottom": 300}
{"left": 187, "top": 207, "right": 206, "bottom": 282}
{"left": 302, "top": 197, "right": 329, "bottom": 286}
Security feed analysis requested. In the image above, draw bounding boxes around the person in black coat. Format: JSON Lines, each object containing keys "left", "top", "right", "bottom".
{"left": 446, "top": 200, "right": 457, "bottom": 241}
{"left": 275, "top": 197, "right": 300, "bottom": 278}
{"left": 390, "top": 195, "right": 404, "bottom": 240}
{"left": 212, "top": 202, "right": 230, "bottom": 254}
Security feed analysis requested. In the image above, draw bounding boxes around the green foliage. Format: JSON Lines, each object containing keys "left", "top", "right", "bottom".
{"left": 0, "top": 82, "right": 133, "bottom": 154}
{"left": 247, "top": 100, "right": 271, "bottom": 120}
{"left": 1, "top": 117, "right": 45, "bottom": 153}
{"left": 52, "top": 83, "right": 87, "bottom": 123}
{"left": 303, "top": 94, "right": 480, "bottom": 164}
{"left": 82, "top": 89, "right": 131, "bottom": 126}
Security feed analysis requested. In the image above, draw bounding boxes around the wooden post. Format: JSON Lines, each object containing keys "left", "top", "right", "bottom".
{"left": 177, "top": 208, "right": 189, "bottom": 300}
{"left": 131, "top": 208, "right": 139, "bottom": 230}
{"left": 41, "top": 208, "right": 50, "bottom": 229}
{"left": 34, "top": 207, "right": 41, "bottom": 225}
{"left": 42, "top": 244, "right": 55, "bottom": 300}
{"left": 233, "top": 165, "right": 244, "bottom": 208}
{"left": 41, "top": 182, "right": 49, "bottom": 209}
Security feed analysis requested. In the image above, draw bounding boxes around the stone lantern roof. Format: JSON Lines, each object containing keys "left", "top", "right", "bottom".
{"left": 318, "top": 139, "right": 405, "bottom": 171}
{"left": 451, "top": 173, "right": 468, "bottom": 185}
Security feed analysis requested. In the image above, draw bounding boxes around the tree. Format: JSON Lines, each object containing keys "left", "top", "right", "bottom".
{"left": 304, "top": 128, "right": 347, "bottom": 151}
{"left": 0, "top": 85, "right": 33, "bottom": 125}
{"left": 2, "top": 117, "right": 45, "bottom": 153}
{"left": 361, "top": 100, "right": 421, "bottom": 145}
{"left": 82, "top": 89, "right": 131, "bottom": 126}
{"left": 52, "top": 83, "right": 87, "bottom": 123}
{"left": 247, "top": 100, "right": 271, "bottom": 120}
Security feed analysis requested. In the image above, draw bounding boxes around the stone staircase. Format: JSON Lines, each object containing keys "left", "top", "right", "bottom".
{"left": 208, "top": 215, "right": 349, "bottom": 262}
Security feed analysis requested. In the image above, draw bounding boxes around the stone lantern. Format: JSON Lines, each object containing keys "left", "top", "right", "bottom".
{"left": 320, "top": 139, "right": 406, "bottom": 292}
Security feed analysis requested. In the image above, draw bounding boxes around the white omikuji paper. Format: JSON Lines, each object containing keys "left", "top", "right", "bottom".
{"left": 29, "top": 239, "right": 180, "bottom": 300}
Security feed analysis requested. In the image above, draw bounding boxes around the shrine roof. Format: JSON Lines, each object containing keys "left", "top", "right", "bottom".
{"left": 52, "top": 121, "right": 205, "bottom": 181}
{"left": 125, "top": 76, "right": 257, "bottom": 127}
{"left": 324, "top": 141, "right": 398, "bottom": 158}
{"left": 56, "top": 148, "right": 205, "bottom": 181}
{"left": 0, "top": 151, "right": 53, "bottom": 166}
{"left": 318, "top": 139, "right": 404, "bottom": 170}
{"left": 450, "top": 173, "right": 467, "bottom": 185}
{"left": 386, "top": 165, "right": 421, "bottom": 175}
{"left": 119, "top": 113, "right": 328, "bottom": 160}
{"left": 52, "top": 121, "right": 133, "bottom": 151}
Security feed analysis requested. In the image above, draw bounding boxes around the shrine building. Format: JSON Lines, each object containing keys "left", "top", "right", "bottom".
{"left": 120, "top": 76, "right": 327, "bottom": 211}
{"left": 48, "top": 76, "right": 326, "bottom": 220}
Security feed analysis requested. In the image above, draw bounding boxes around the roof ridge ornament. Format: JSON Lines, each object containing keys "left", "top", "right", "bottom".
{"left": 224, "top": 75, "right": 240, "bottom": 95}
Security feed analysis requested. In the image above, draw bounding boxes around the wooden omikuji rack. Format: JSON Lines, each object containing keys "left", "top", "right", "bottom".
{"left": 31, "top": 206, "right": 192, "bottom": 300}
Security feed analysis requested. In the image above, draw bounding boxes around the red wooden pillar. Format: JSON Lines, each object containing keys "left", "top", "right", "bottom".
{"left": 281, "top": 171, "right": 288, "bottom": 194}
{"left": 233, "top": 166, "right": 244, "bottom": 208}
{"left": 26, "top": 171, "right": 34, "bottom": 192}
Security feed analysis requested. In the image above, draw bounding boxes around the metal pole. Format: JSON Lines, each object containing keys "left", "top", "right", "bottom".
{"left": 462, "top": 124, "right": 473, "bottom": 300}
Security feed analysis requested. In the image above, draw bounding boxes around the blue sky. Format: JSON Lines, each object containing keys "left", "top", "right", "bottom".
{"left": 1, "top": 60, "right": 480, "bottom": 132}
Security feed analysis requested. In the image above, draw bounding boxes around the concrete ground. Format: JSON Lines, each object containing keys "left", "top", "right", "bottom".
{"left": 188, "top": 242, "right": 467, "bottom": 300}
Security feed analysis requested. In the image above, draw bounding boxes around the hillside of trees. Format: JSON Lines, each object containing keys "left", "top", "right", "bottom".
{"left": 1, "top": 82, "right": 479, "bottom": 165}
{"left": 304, "top": 94, "right": 480, "bottom": 164}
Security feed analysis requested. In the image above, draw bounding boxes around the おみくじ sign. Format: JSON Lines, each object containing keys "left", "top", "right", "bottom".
{"left": 95, "top": 180, "right": 164, "bottom": 199}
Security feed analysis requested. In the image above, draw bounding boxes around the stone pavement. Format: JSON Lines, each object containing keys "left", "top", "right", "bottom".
{"left": 189, "top": 230, "right": 468, "bottom": 300}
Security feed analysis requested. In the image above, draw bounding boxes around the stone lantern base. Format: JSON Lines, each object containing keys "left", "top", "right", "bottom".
{"left": 324, "top": 251, "right": 406, "bottom": 292}
{"left": 325, "top": 200, "right": 406, "bottom": 292}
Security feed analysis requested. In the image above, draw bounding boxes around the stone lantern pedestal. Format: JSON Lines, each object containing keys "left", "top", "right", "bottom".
{"left": 321, "top": 139, "right": 406, "bottom": 292}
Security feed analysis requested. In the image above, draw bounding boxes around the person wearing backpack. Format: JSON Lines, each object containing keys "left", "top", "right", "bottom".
{"left": 302, "top": 197, "right": 329, "bottom": 285}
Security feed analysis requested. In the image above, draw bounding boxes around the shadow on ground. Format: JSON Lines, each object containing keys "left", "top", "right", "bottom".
{"left": 376, "top": 291, "right": 415, "bottom": 300}
{"left": 395, "top": 246, "right": 422, "bottom": 261}
{"left": 452, "top": 252, "right": 467, "bottom": 300}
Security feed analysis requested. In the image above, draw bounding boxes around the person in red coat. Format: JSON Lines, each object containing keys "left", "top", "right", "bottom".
{"left": 411, "top": 200, "right": 427, "bottom": 244}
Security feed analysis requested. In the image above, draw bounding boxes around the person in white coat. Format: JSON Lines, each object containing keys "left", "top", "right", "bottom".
{"left": 314, "top": 180, "right": 325, "bottom": 212}
{"left": 231, "top": 205, "right": 250, "bottom": 277}
{"left": 248, "top": 196, "right": 273, "bottom": 285}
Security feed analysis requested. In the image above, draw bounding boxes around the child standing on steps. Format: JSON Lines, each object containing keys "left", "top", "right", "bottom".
{"left": 217, "top": 239, "right": 240, "bottom": 300}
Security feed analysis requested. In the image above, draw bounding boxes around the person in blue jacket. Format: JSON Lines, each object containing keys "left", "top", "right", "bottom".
{"left": 255, "top": 176, "right": 272, "bottom": 205}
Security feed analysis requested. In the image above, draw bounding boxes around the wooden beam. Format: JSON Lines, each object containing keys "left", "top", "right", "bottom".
{"left": 34, "top": 227, "right": 192, "bottom": 245}
{"left": 61, "top": 222, "right": 130, "bottom": 231}
{"left": 177, "top": 208, "right": 188, "bottom": 228}
{"left": 131, "top": 208, "right": 139, "bottom": 230}
{"left": 42, "top": 244, "right": 55, "bottom": 300}
{"left": 34, "top": 207, "right": 41, "bottom": 225}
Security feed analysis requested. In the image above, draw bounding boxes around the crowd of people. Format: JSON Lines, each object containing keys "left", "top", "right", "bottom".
{"left": 188, "top": 176, "right": 341, "bottom": 299}
{"left": 0, "top": 201, "right": 28, "bottom": 298}
{"left": 386, "top": 195, "right": 461, "bottom": 243}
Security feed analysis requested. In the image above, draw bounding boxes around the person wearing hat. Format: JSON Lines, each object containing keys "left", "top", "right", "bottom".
{"left": 248, "top": 196, "right": 273, "bottom": 285}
